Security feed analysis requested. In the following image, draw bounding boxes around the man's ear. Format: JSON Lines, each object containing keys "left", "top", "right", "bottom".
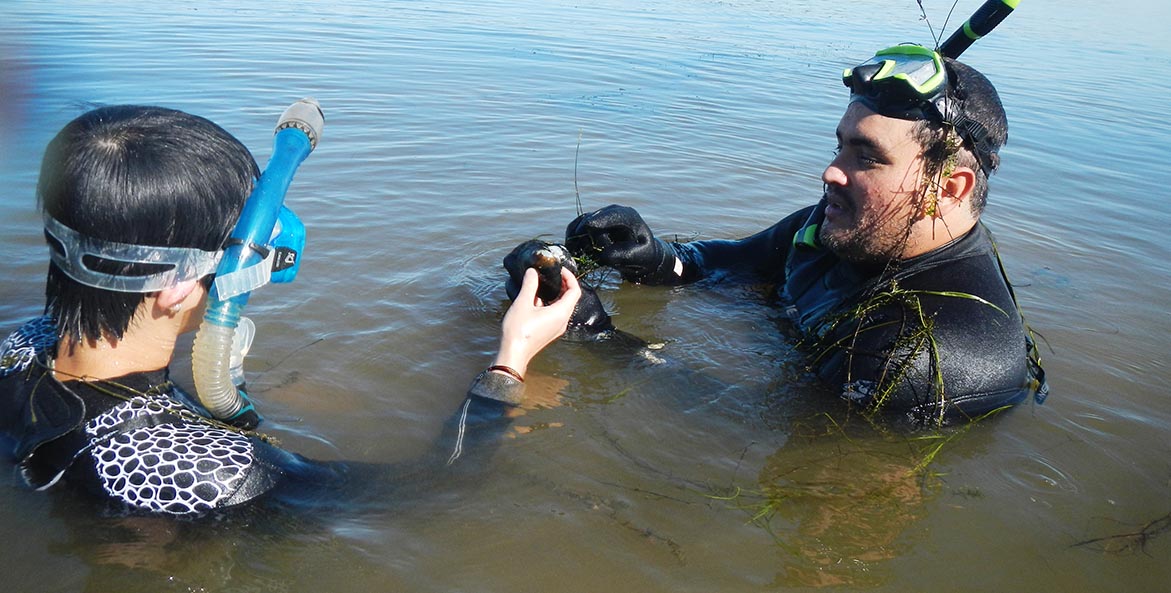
{"left": 154, "top": 279, "right": 200, "bottom": 313}
{"left": 942, "top": 166, "right": 977, "bottom": 204}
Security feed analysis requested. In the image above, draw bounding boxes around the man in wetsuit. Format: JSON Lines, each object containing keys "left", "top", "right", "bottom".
{"left": 562, "top": 52, "right": 1045, "bottom": 425}
{"left": 0, "top": 105, "right": 580, "bottom": 515}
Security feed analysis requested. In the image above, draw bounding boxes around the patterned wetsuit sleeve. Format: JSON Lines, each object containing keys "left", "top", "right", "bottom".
{"left": 669, "top": 206, "right": 813, "bottom": 284}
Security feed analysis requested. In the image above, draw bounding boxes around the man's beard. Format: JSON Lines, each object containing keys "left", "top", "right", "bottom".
{"left": 818, "top": 190, "right": 914, "bottom": 264}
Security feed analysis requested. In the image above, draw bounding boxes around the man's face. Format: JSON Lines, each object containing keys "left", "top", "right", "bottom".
{"left": 819, "top": 102, "right": 928, "bottom": 263}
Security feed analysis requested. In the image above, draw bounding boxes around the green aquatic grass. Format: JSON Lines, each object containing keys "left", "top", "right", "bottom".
{"left": 803, "top": 279, "right": 1010, "bottom": 426}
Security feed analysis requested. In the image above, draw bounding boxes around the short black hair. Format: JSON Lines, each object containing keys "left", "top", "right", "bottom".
{"left": 38, "top": 105, "right": 259, "bottom": 345}
{"left": 913, "top": 58, "right": 1008, "bottom": 213}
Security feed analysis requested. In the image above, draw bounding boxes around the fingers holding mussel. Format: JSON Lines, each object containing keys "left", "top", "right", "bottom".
{"left": 504, "top": 240, "right": 578, "bottom": 304}
{"left": 502, "top": 239, "right": 616, "bottom": 340}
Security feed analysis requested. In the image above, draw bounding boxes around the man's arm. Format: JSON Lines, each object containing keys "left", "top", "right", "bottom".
{"left": 565, "top": 204, "right": 813, "bottom": 286}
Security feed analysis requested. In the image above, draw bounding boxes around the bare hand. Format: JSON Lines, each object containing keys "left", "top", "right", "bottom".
{"left": 493, "top": 267, "right": 581, "bottom": 377}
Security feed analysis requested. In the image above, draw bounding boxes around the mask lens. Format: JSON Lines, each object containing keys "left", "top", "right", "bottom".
{"left": 873, "top": 48, "right": 944, "bottom": 96}
{"left": 844, "top": 45, "right": 947, "bottom": 118}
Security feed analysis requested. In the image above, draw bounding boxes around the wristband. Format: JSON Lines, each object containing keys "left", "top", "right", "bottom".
{"left": 487, "top": 365, "right": 524, "bottom": 383}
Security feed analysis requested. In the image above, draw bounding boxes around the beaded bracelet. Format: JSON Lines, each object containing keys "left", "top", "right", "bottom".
{"left": 486, "top": 364, "right": 524, "bottom": 383}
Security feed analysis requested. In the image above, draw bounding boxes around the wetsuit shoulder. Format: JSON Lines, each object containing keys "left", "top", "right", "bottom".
{"left": 0, "top": 361, "right": 296, "bottom": 515}
{"left": 817, "top": 227, "right": 1036, "bottom": 423}
{"left": 0, "top": 317, "right": 86, "bottom": 469}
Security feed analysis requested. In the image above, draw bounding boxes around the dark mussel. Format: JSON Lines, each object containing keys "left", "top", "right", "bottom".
{"left": 502, "top": 239, "right": 616, "bottom": 340}
{"left": 503, "top": 240, "right": 577, "bottom": 304}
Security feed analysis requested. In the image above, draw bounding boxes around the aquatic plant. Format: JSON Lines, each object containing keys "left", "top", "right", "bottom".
{"left": 701, "top": 404, "right": 1007, "bottom": 584}
{"left": 1073, "top": 511, "right": 1171, "bottom": 555}
{"left": 803, "top": 279, "right": 1009, "bottom": 426}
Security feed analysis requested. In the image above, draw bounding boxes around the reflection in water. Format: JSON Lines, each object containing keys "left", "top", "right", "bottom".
{"left": 709, "top": 414, "right": 978, "bottom": 588}
{"left": 51, "top": 486, "right": 444, "bottom": 593}
{"left": 49, "top": 496, "right": 303, "bottom": 593}
{"left": 765, "top": 431, "right": 925, "bottom": 586}
{"left": 79, "top": 519, "right": 271, "bottom": 593}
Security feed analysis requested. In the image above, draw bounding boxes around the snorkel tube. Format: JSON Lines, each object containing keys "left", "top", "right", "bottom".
{"left": 938, "top": 0, "right": 1019, "bottom": 59}
{"left": 192, "top": 98, "right": 323, "bottom": 425}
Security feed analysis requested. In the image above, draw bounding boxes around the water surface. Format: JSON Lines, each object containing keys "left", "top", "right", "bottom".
{"left": 2, "top": 0, "right": 1170, "bottom": 591}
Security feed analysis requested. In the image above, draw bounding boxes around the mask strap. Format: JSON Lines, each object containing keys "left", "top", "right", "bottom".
{"left": 43, "top": 214, "right": 222, "bottom": 293}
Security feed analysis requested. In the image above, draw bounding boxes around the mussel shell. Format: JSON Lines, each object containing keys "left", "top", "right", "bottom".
{"left": 503, "top": 240, "right": 577, "bottom": 303}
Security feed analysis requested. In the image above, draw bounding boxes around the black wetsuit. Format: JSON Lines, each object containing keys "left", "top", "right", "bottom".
{"left": 0, "top": 316, "right": 517, "bottom": 515}
{"left": 665, "top": 201, "right": 1046, "bottom": 423}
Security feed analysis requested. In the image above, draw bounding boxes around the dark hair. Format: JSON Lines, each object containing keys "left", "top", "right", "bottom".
{"left": 38, "top": 105, "right": 259, "bottom": 345}
{"left": 913, "top": 58, "right": 1008, "bottom": 214}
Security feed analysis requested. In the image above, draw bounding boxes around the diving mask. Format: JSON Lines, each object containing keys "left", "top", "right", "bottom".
{"left": 842, "top": 44, "right": 997, "bottom": 175}
{"left": 843, "top": 44, "right": 948, "bottom": 119}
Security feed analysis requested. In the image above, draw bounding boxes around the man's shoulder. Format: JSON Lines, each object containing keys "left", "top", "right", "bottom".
{"left": 893, "top": 227, "right": 1018, "bottom": 325}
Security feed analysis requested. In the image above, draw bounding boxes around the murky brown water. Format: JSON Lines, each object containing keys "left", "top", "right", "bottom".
{"left": 2, "top": 0, "right": 1170, "bottom": 591}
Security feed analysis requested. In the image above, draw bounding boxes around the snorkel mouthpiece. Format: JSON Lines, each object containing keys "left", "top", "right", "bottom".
{"left": 191, "top": 98, "right": 323, "bottom": 426}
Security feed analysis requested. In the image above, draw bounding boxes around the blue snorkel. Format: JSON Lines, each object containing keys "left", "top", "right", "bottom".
{"left": 192, "top": 98, "right": 324, "bottom": 426}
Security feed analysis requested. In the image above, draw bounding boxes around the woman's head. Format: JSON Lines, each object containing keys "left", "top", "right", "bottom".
{"left": 38, "top": 105, "right": 259, "bottom": 344}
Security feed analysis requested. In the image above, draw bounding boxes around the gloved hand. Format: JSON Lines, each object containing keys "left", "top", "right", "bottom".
{"left": 564, "top": 204, "right": 677, "bottom": 284}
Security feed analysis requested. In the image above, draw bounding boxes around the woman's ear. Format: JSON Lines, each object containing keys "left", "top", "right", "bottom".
{"left": 154, "top": 279, "right": 200, "bottom": 315}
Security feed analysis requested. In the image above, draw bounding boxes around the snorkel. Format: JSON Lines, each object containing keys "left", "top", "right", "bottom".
{"left": 938, "top": 0, "right": 1019, "bottom": 59}
{"left": 191, "top": 98, "right": 323, "bottom": 425}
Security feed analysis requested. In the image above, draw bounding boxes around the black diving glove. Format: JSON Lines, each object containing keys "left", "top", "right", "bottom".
{"left": 564, "top": 204, "right": 678, "bottom": 284}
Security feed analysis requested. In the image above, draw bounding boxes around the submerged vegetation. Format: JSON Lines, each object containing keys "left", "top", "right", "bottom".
{"left": 1073, "top": 511, "right": 1171, "bottom": 555}
{"left": 698, "top": 408, "right": 1006, "bottom": 588}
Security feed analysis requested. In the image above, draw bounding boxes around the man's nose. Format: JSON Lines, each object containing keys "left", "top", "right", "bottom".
{"left": 822, "top": 159, "right": 847, "bottom": 186}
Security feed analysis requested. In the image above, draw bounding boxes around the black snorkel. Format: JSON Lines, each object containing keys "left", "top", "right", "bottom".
{"left": 938, "top": 0, "right": 1019, "bottom": 59}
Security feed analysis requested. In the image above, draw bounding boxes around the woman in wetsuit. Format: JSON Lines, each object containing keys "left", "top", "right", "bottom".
{"left": 0, "top": 105, "right": 580, "bottom": 516}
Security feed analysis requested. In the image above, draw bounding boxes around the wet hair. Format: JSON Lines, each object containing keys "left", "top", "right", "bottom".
{"left": 912, "top": 58, "right": 1008, "bottom": 214}
{"left": 38, "top": 105, "right": 259, "bottom": 345}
